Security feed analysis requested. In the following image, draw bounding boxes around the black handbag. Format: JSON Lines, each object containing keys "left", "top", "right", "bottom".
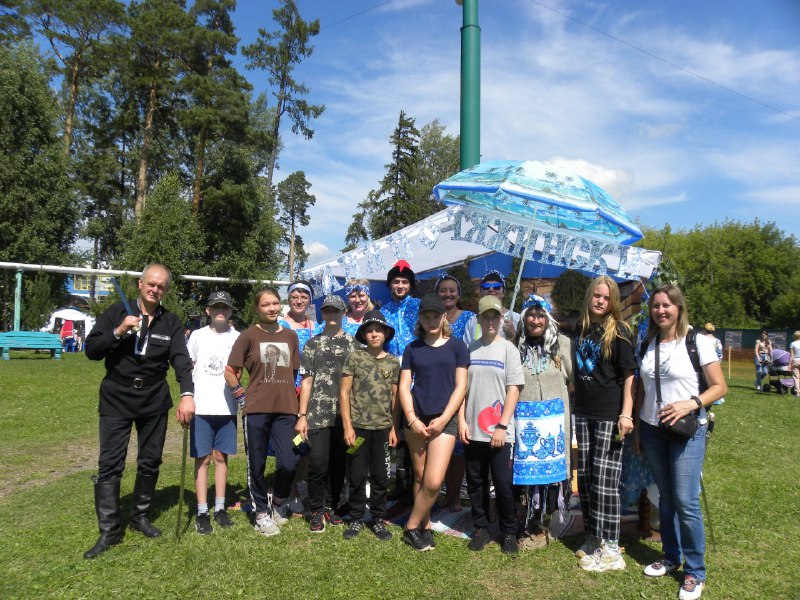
{"left": 655, "top": 335, "right": 699, "bottom": 441}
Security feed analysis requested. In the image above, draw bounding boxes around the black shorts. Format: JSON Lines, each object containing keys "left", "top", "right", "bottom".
{"left": 416, "top": 413, "right": 458, "bottom": 437}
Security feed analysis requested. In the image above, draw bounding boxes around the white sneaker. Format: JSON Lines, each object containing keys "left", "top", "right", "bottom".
{"left": 272, "top": 501, "right": 291, "bottom": 526}
{"left": 678, "top": 576, "right": 704, "bottom": 600}
{"left": 644, "top": 557, "right": 679, "bottom": 577}
{"left": 580, "top": 545, "right": 626, "bottom": 572}
{"left": 575, "top": 535, "right": 601, "bottom": 558}
{"left": 254, "top": 513, "right": 280, "bottom": 537}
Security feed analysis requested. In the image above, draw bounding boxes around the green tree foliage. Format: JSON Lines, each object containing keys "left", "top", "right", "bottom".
{"left": 118, "top": 173, "right": 204, "bottom": 320}
{"left": 0, "top": 0, "right": 30, "bottom": 41}
{"left": 639, "top": 220, "right": 799, "bottom": 328}
{"left": 26, "top": 0, "right": 126, "bottom": 155}
{"left": 182, "top": 0, "right": 251, "bottom": 213}
{"left": 276, "top": 171, "right": 315, "bottom": 277}
{"left": 242, "top": 0, "right": 324, "bottom": 191}
{"left": 22, "top": 272, "right": 57, "bottom": 330}
{"left": 551, "top": 269, "right": 591, "bottom": 316}
{"left": 345, "top": 113, "right": 459, "bottom": 249}
{"left": 0, "top": 43, "right": 78, "bottom": 328}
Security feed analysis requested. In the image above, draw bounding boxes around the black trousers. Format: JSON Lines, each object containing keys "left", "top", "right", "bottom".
{"left": 465, "top": 441, "right": 517, "bottom": 535}
{"left": 98, "top": 411, "right": 168, "bottom": 481}
{"left": 243, "top": 413, "right": 299, "bottom": 514}
{"left": 307, "top": 417, "right": 347, "bottom": 512}
{"left": 348, "top": 427, "right": 390, "bottom": 520}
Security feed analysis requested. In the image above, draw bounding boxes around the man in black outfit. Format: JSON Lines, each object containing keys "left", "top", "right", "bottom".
{"left": 83, "top": 263, "right": 195, "bottom": 559}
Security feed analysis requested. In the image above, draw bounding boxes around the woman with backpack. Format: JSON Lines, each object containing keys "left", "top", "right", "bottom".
{"left": 635, "top": 284, "right": 726, "bottom": 600}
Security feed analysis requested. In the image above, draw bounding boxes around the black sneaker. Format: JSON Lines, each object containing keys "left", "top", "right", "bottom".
{"left": 309, "top": 511, "right": 326, "bottom": 533}
{"left": 324, "top": 507, "right": 344, "bottom": 526}
{"left": 195, "top": 512, "right": 212, "bottom": 535}
{"left": 468, "top": 528, "right": 491, "bottom": 551}
{"left": 344, "top": 519, "right": 363, "bottom": 540}
{"left": 501, "top": 534, "right": 519, "bottom": 555}
{"left": 368, "top": 519, "right": 393, "bottom": 541}
{"left": 402, "top": 527, "right": 432, "bottom": 551}
{"left": 213, "top": 509, "right": 234, "bottom": 529}
{"left": 422, "top": 528, "right": 435, "bottom": 548}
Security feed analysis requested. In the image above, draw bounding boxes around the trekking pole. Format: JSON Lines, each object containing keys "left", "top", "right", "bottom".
{"left": 700, "top": 412, "right": 716, "bottom": 551}
{"left": 175, "top": 425, "right": 189, "bottom": 540}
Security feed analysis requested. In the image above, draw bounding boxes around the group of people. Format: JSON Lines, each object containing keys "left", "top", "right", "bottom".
{"left": 83, "top": 261, "right": 726, "bottom": 600}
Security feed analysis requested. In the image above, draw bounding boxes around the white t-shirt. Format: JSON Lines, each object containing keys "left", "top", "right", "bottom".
{"left": 639, "top": 333, "right": 717, "bottom": 427}
{"left": 791, "top": 340, "right": 800, "bottom": 363}
{"left": 188, "top": 325, "right": 240, "bottom": 415}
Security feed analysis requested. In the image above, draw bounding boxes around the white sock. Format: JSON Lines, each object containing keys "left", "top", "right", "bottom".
{"left": 197, "top": 502, "right": 208, "bottom": 515}
{"left": 215, "top": 497, "right": 225, "bottom": 512}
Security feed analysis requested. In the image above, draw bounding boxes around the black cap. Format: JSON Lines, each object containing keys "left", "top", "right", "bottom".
{"left": 418, "top": 293, "right": 446, "bottom": 315}
{"left": 386, "top": 259, "right": 416, "bottom": 288}
{"left": 355, "top": 310, "right": 396, "bottom": 345}
{"left": 206, "top": 291, "right": 233, "bottom": 307}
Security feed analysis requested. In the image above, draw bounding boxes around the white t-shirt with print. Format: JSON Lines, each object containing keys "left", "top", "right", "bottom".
{"left": 639, "top": 333, "right": 717, "bottom": 427}
{"left": 188, "top": 325, "right": 240, "bottom": 415}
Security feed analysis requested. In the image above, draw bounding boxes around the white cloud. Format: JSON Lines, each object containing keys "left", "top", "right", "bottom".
{"left": 305, "top": 241, "right": 335, "bottom": 266}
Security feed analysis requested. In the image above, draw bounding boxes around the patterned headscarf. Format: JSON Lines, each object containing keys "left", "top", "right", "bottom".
{"left": 516, "top": 294, "right": 560, "bottom": 374}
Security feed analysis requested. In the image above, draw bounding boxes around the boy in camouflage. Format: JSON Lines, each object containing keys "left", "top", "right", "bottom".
{"left": 339, "top": 310, "right": 400, "bottom": 541}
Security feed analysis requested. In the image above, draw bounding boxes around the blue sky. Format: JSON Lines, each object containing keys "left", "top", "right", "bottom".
{"left": 231, "top": 0, "right": 799, "bottom": 265}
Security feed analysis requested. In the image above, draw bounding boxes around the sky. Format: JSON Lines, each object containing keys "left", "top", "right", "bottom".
{"left": 230, "top": 0, "right": 800, "bottom": 266}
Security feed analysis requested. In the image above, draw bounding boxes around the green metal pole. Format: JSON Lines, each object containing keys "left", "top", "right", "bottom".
{"left": 14, "top": 268, "right": 22, "bottom": 331}
{"left": 459, "top": 0, "right": 480, "bottom": 170}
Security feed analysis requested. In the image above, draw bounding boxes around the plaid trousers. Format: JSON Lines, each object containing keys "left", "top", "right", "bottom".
{"left": 575, "top": 416, "right": 623, "bottom": 541}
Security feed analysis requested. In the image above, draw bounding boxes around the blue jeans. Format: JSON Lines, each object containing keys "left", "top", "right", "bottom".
{"left": 639, "top": 421, "right": 707, "bottom": 581}
{"left": 754, "top": 356, "right": 769, "bottom": 387}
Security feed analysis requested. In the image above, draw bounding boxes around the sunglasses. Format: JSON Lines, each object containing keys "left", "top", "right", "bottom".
{"left": 480, "top": 282, "right": 504, "bottom": 291}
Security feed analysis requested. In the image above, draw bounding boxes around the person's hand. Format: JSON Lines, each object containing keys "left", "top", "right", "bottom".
{"left": 115, "top": 315, "right": 141, "bottom": 336}
{"left": 658, "top": 400, "right": 697, "bottom": 426}
{"left": 408, "top": 417, "right": 429, "bottom": 439}
{"left": 458, "top": 419, "right": 470, "bottom": 445}
{"left": 617, "top": 415, "right": 634, "bottom": 440}
{"left": 295, "top": 415, "right": 308, "bottom": 440}
{"left": 426, "top": 416, "right": 446, "bottom": 437}
{"left": 230, "top": 384, "right": 246, "bottom": 410}
{"left": 490, "top": 426, "right": 506, "bottom": 448}
{"left": 175, "top": 394, "right": 195, "bottom": 426}
{"left": 388, "top": 425, "right": 398, "bottom": 448}
{"left": 344, "top": 425, "right": 357, "bottom": 447}
{"left": 502, "top": 318, "right": 516, "bottom": 339}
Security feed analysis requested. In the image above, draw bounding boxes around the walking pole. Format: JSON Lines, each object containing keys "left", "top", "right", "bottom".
{"left": 700, "top": 412, "right": 716, "bottom": 551}
{"left": 175, "top": 425, "right": 189, "bottom": 540}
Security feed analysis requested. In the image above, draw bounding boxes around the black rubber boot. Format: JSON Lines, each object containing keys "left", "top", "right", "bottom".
{"left": 84, "top": 478, "right": 124, "bottom": 559}
{"left": 129, "top": 473, "right": 161, "bottom": 538}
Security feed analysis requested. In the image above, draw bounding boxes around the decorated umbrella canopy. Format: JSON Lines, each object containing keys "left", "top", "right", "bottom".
{"left": 433, "top": 159, "right": 643, "bottom": 245}
{"left": 434, "top": 159, "right": 645, "bottom": 310}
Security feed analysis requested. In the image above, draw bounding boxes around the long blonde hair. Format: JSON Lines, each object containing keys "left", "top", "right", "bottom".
{"left": 579, "top": 275, "right": 629, "bottom": 359}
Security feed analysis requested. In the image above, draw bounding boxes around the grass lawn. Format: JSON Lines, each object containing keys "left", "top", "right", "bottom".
{"left": 1, "top": 353, "right": 798, "bottom": 599}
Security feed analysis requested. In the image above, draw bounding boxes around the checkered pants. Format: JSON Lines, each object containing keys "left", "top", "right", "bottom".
{"left": 575, "top": 417, "right": 623, "bottom": 541}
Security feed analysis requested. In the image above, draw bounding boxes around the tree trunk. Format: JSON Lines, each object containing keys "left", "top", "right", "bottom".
{"left": 265, "top": 79, "right": 286, "bottom": 191}
{"left": 63, "top": 58, "right": 81, "bottom": 156}
{"left": 288, "top": 218, "right": 295, "bottom": 279}
{"left": 192, "top": 125, "right": 207, "bottom": 214}
{"left": 135, "top": 57, "right": 161, "bottom": 218}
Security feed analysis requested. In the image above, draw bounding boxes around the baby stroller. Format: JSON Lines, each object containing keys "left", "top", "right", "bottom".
{"left": 762, "top": 349, "right": 794, "bottom": 394}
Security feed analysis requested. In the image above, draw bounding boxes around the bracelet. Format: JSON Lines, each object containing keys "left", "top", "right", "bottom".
{"left": 407, "top": 417, "right": 419, "bottom": 429}
{"left": 495, "top": 423, "right": 508, "bottom": 431}
{"left": 691, "top": 395, "right": 703, "bottom": 409}
{"left": 405, "top": 409, "right": 416, "bottom": 417}
{"left": 618, "top": 415, "right": 633, "bottom": 421}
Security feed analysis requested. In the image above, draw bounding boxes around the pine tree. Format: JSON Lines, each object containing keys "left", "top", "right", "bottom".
{"left": 275, "top": 171, "right": 315, "bottom": 277}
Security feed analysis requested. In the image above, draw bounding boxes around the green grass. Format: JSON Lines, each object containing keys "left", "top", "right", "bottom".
{"left": 1, "top": 353, "right": 799, "bottom": 599}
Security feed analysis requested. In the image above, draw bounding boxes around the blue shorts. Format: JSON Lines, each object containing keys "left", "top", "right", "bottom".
{"left": 190, "top": 415, "right": 237, "bottom": 458}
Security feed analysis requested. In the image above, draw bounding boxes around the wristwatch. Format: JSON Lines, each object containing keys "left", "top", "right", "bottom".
{"left": 297, "top": 412, "right": 307, "bottom": 418}
{"left": 495, "top": 423, "right": 508, "bottom": 431}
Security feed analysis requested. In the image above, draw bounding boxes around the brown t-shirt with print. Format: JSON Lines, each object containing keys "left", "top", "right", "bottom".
{"left": 227, "top": 325, "right": 300, "bottom": 415}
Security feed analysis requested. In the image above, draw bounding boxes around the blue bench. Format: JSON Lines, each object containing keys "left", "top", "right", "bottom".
{"left": 0, "top": 331, "right": 63, "bottom": 360}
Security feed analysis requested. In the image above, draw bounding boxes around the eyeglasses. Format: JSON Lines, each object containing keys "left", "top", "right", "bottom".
{"left": 481, "top": 282, "right": 504, "bottom": 291}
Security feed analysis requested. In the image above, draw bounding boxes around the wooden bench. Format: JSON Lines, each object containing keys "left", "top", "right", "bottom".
{"left": 0, "top": 331, "right": 63, "bottom": 360}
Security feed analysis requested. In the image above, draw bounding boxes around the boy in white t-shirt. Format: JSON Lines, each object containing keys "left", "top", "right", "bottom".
{"left": 187, "top": 291, "right": 240, "bottom": 534}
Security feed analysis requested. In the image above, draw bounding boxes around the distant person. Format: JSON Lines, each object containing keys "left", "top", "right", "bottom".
{"left": 186, "top": 291, "right": 240, "bottom": 534}
{"left": 339, "top": 311, "right": 400, "bottom": 541}
{"left": 754, "top": 330, "right": 773, "bottom": 390}
{"left": 790, "top": 331, "right": 800, "bottom": 396}
{"left": 703, "top": 323, "right": 725, "bottom": 404}
{"left": 462, "top": 271, "right": 519, "bottom": 346}
{"left": 83, "top": 263, "right": 195, "bottom": 559}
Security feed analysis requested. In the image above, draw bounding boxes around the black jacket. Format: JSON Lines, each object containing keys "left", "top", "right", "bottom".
{"left": 85, "top": 301, "right": 193, "bottom": 417}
